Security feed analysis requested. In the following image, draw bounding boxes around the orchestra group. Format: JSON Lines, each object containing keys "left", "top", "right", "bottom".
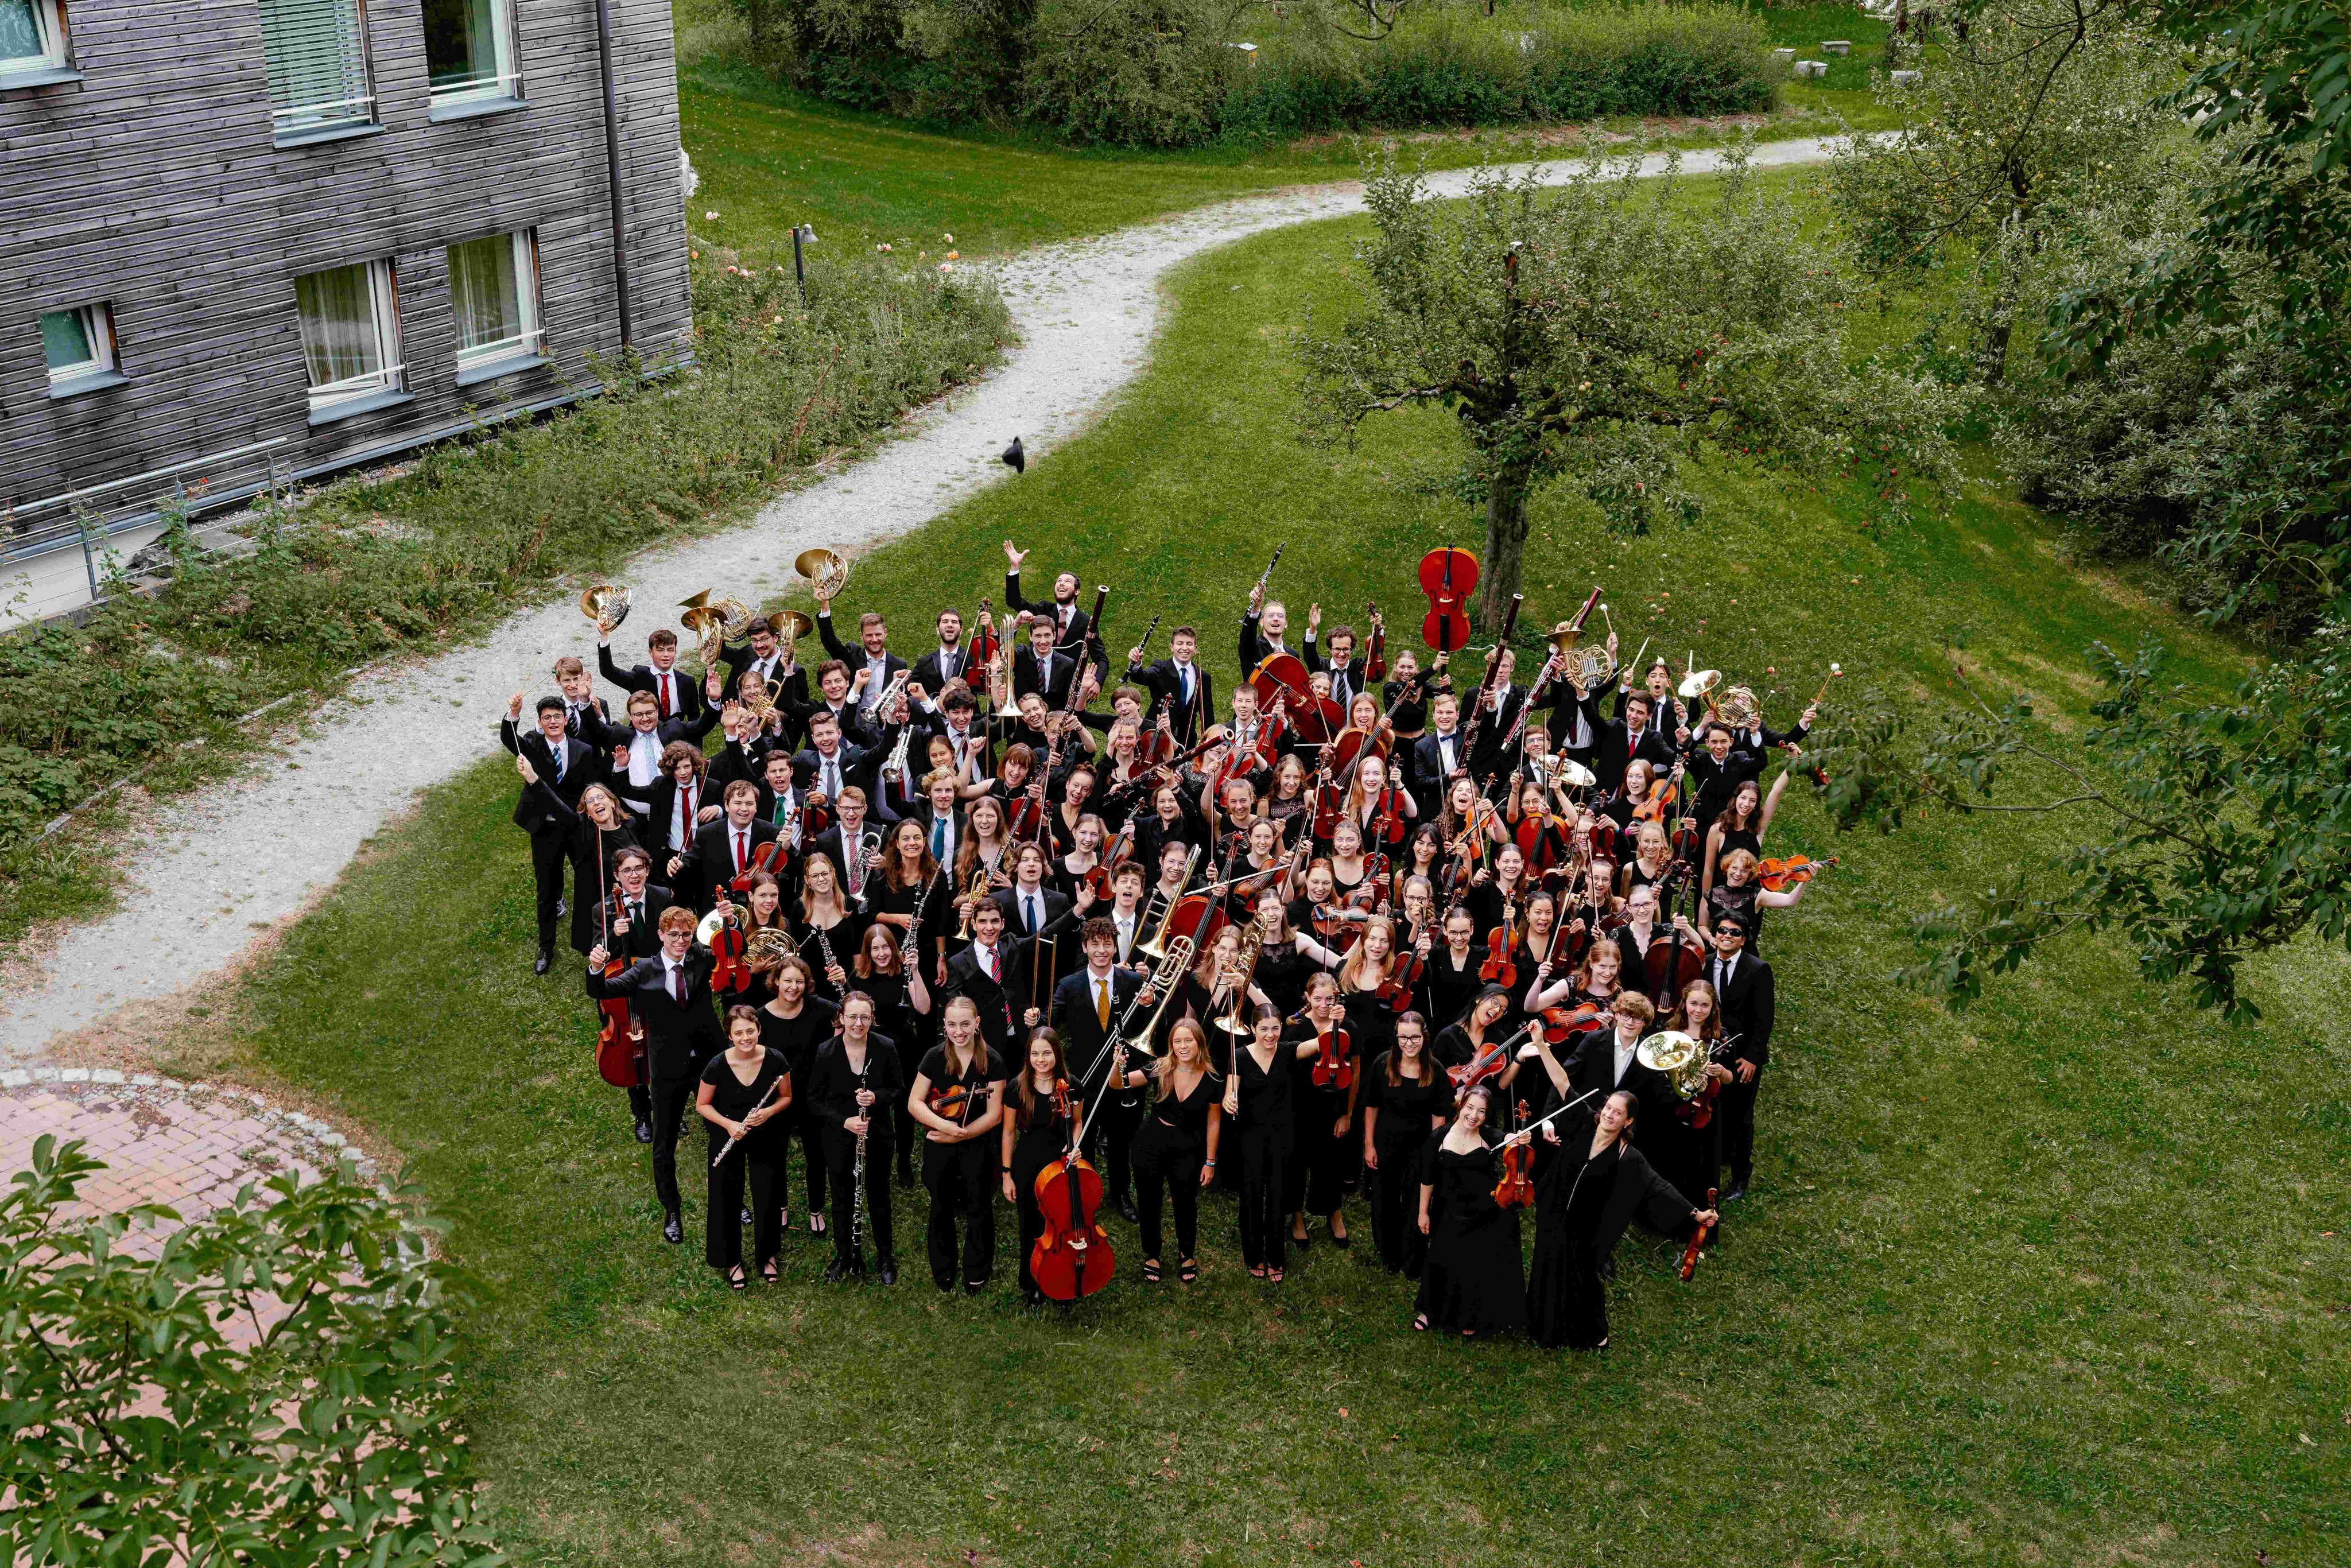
{"left": 499, "top": 538, "right": 1833, "bottom": 1346}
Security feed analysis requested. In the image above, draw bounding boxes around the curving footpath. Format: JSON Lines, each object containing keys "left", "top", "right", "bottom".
{"left": 1, "top": 135, "right": 1846, "bottom": 1064}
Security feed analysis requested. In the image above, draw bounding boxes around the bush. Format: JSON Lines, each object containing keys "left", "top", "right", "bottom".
{"left": 0, "top": 249, "right": 1010, "bottom": 861}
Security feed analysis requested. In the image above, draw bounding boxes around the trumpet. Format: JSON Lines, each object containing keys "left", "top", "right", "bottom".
{"left": 795, "top": 547, "right": 851, "bottom": 603}
{"left": 679, "top": 588, "right": 756, "bottom": 667}
{"left": 955, "top": 866, "right": 994, "bottom": 940}
{"left": 1214, "top": 922, "right": 1266, "bottom": 1037}
{"left": 579, "top": 583, "right": 631, "bottom": 632}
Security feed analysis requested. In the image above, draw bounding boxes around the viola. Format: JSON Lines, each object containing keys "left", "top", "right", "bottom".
{"left": 1446, "top": 1024, "right": 1527, "bottom": 1090}
{"left": 709, "top": 915, "right": 751, "bottom": 995}
{"left": 1678, "top": 1185, "right": 1718, "bottom": 1281}
{"left": 1756, "top": 853, "right": 1837, "bottom": 892}
{"left": 1479, "top": 902, "right": 1519, "bottom": 988}
{"left": 1309, "top": 1023, "right": 1354, "bottom": 1092}
{"left": 926, "top": 1080, "right": 980, "bottom": 1124}
{"left": 1539, "top": 999, "right": 1608, "bottom": 1045}
{"left": 972, "top": 595, "right": 999, "bottom": 666}
{"left": 1491, "top": 1138, "right": 1536, "bottom": 1210}
{"left": 1138, "top": 693, "right": 1177, "bottom": 764}
{"left": 1418, "top": 546, "right": 1479, "bottom": 654}
{"left": 730, "top": 837, "right": 785, "bottom": 894}
{"left": 1080, "top": 818, "right": 1139, "bottom": 902}
{"left": 1031, "top": 1078, "right": 1114, "bottom": 1302}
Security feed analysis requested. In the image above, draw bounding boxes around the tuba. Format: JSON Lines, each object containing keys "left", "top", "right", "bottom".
{"left": 679, "top": 588, "right": 756, "bottom": 667}
{"left": 795, "top": 548, "right": 850, "bottom": 604}
{"left": 579, "top": 583, "right": 631, "bottom": 632}
{"left": 1636, "top": 1030, "right": 1712, "bottom": 1100}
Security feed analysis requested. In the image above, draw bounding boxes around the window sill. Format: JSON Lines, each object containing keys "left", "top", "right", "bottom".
{"left": 307, "top": 387, "right": 414, "bottom": 426}
{"left": 273, "top": 121, "right": 387, "bottom": 150}
{"left": 0, "top": 65, "right": 86, "bottom": 90}
{"left": 429, "top": 94, "right": 529, "bottom": 123}
{"left": 45, "top": 368, "right": 129, "bottom": 400}
{"left": 453, "top": 350, "right": 548, "bottom": 387}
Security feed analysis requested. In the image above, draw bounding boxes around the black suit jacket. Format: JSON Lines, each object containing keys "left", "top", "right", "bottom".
{"left": 611, "top": 771, "right": 720, "bottom": 854}
{"left": 1566, "top": 1031, "right": 1677, "bottom": 1127}
{"left": 1050, "top": 966, "right": 1150, "bottom": 1097}
{"left": 944, "top": 943, "right": 1022, "bottom": 1059}
{"left": 1237, "top": 609, "right": 1295, "bottom": 673}
{"left": 586, "top": 950, "right": 723, "bottom": 1079}
{"left": 1012, "top": 646, "right": 1080, "bottom": 708}
{"left": 1578, "top": 687, "right": 1678, "bottom": 795}
{"left": 496, "top": 720, "right": 596, "bottom": 836}
{"left": 606, "top": 885, "right": 682, "bottom": 962}
{"left": 1706, "top": 952, "right": 1775, "bottom": 1070}
{"left": 677, "top": 818, "right": 782, "bottom": 910}
{"left": 1129, "top": 656, "right": 1216, "bottom": 748}
{"left": 793, "top": 741, "right": 876, "bottom": 804}
{"left": 1004, "top": 569, "right": 1092, "bottom": 653}
{"left": 911, "top": 645, "right": 980, "bottom": 701}
{"left": 1412, "top": 729, "right": 1473, "bottom": 812}
{"left": 599, "top": 645, "right": 708, "bottom": 724}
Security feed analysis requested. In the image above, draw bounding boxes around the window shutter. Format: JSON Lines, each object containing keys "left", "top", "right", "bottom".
{"left": 257, "top": 0, "right": 371, "bottom": 133}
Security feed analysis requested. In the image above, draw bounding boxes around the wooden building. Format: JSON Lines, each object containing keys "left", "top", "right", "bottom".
{"left": 0, "top": 0, "right": 692, "bottom": 622}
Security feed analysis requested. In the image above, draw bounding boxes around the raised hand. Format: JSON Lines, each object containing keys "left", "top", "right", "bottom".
{"left": 1003, "top": 540, "right": 1028, "bottom": 571}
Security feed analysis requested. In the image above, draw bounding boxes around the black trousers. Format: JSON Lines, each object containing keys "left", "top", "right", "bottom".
{"left": 528, "top": 830, "right": 567, "bottom": 949}
{"left": 705, "top": 1130, "right": 783, "bottom": 1269}
{"left": 1234, "top": 1127, "right": 1290, "bottom": 1271}
{"left": 1083, "top": 1093, "right": 1145, "bottom": 1202}
{"left": 921, "top": 1136, "right": 997, "bottom": 1288}
{"left": 1367, "top": 1139, "right": 1429, "bottom": 1277}
{"left": 1132, "top": 1134, "right": 1205, "bottom": 1262}
{"left": 648, "top": 1072, "right": 704, "bottom": 1214}
{"left": 1289, "top": 1094, "right": 1352, "bottom": 1218}
{"left": 1718, "top": 1075, "right": 1761, "bottom": 1188}
{"left": 821, "top": 1126, "right": 895, "bottom": 1265}
{"left": 793, "top": 1102, "right": 829, "bottom": 1216}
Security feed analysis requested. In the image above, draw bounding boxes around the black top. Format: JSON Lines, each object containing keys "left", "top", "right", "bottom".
{"left": 699, "top": 1047, "right": 791, "bottom": 1121}
{"left": 806, "top": 1033, "right": 905, "bottom": 1134}
{"left": 1145, "top": 1068, "right": 1219, "bottom": 1147}
{"left": 1367, "top": 1055, "right": 1453, "bottom": 1147}
{"left": 1228, "top": 1041, "right": 1295, "bottom": 1136}
{"left": 756, "top": 997, "right": 839, "bottom": 1086}
{"left": 917, "top": 1043, "right": 1002, "bottom": 1093}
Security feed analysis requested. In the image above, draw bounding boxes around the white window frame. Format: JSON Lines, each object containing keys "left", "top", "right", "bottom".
{"left": 40, "top": 302, "right": 118, "bottom": 394}
{"left": 258, "top": 0, "right": 378, "bottom": 139}
{"left": 423, "top": 0, "right": 520, "bottom": 106}
{"left": 449, "top": 230, "right": 542, "bottom": 374}
{"left": 0, "top": 0, "right": 68, "bottom": 81}
{"left": 297, "top": 258, "right": 404, "bottom": 415}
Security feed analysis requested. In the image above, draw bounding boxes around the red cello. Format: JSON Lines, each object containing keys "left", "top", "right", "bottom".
{"left": 1031, "top": 1078, "right": 1115, "bottom": 1301}
{"left": 593, "top": 881, "right": 646, "bottom": 1090}
{"left": 1419, "top": 546, "right": 1478, "bottom": 654}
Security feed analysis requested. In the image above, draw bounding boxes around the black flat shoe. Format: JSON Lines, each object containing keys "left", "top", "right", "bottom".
{"left": 1722, "top": 1186, "right": 1748, "bottom": 1202}
{"left": 533, "top": 949, "right": 552, "bottom": 975}
{"left": 634, "top": 1119, "right": 653, "bottom": 1144}
{"left": 878, "top": 1261, "right": 898, "bottom": 1286}
{"left": 1115, "top": 1196, "right": 1140, "bottom": 1223}
{"left": 662, "top": 1210, "right": 683, "bottom": 1245}
{"left": 964, "top": 1279, "right": 988, "bottom": 1296}
{"left": 824, "top": 1259, "right": 848, "bottom": 1284}
{"left": 1141, "top": 1258, "right": 1161, "bottom": 1284}
{"left": 1178, "top": 1257, "right": 1197, "bottom": 1284}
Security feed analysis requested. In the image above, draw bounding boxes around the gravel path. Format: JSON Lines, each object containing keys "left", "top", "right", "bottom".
{"left": 1, "top": 135, "right": 1845, "bottom": 1062}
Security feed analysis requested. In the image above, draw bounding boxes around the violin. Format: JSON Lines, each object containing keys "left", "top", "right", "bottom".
{"left": 972, "top": 595, "right": 999, "bottom": 667}
{"left": 730, "top": 837, "right": 785, "bottom": 894}
{"left": 594, "top": 891, "right": 646, "bottom": 1090}
{"left": 1446, "top": 1024, "right": 1527, "bottom": 1090}
{"left": 926, "top": 1080, "right": 981, "bottom": 1124}
{"left": 708, "top": 911, "right": 751, "bottom": 995}
{"left": 1309, "top": 1023, "right": 1354, "bottom": 1092}
{"left": 1418, "top": 546, "right": 1479, "bottom": 654}
{"left": 1491, "top": 1137, "right": 1536, "bottom": 1210}
{"left": 1138, "top": 693, "right": 1177, "bottom": 765}
{"left": 1756, "top": 853, "right": 1837, "bottom": 892}
{"left": 1479, "top": 900, "right": 1519, "bottom": 988}
{"left": 1631, "top": 767, "right": 1682, "bottom": 824}
{"left": 1079, "top": 817, "right": 1138, "bottom": 902}
{"left": 1678, "top": 1185, "right": 1718, "bottom": 1281}
{"left": 1031, "top": 1078, "right": 1114, "bottom": 1302}
{"left": 1539, "top": 999, "right": 1609, "bottom": 1046}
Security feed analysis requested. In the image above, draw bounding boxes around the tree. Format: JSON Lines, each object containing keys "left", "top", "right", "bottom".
{"left": 1297, "top": 143, "right": 1960, "bottom": 630}
{"left": 0, "top": 1135, "right": 501, "bottom": 1568}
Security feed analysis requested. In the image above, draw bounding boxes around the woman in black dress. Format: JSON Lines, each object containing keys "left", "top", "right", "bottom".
{"left": 731, "top": 872, "right": 791, "bottom": 1007}
{"left": 1698, "top": 770, "right": 1787, "bottom": 915}
{"left": 514, "top": 762, "right": 642, "bottom": 957}
{"left": 852, "top": 919, "right": 932, "bottom": 1184}
{"left": 795, "top": 854, "right": 867, "bottom": 1006}
{"left": 1421, "top": 905, "right": 1485, "bottom": 1029}
{"left": 1414, "top": 1084, "right": 1527, "bottom": 1338}
{"left": 696, "top": 1006, "right": 792, "bottom": 1288}
{"left": 1285, "top": 972, "right": 1360, "bottom": 1251}
{"left": 907, "top": 996, "right": 1004, "bottom": 1294}
{"left": 1000, "top": 1028, "right": 1082, "bottom": 1306}
{"left": 754, "top": 954, "right": 837, "bottom": 1237}
{"left": 1362, "top": 1011, "right": 1450, "bottom": 1278}
{"left": 1220, "top": 1004, "right": 1317, "bottom": 1283}
{"left": 1515, "top": 1090, "right": 1717, "bottom": 1349}
{"left": 1701, "top": 847, "right": 1811, "bottom": 949}
{"left": 1131, "top": 1018, "right": 1221, "bottom": 1286}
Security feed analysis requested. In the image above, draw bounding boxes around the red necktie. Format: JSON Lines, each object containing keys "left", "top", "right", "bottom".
{"left": 658, "top": 673, "right": 672, "bottom": 719}
{"left": 985, "top": 947, "right": 998, "bottom": 981}
{"left": 734, "top": 831, "right": 747, "bottom": 874}
{"left": 671, "top": 964, "right": 686, "bottom": 1006}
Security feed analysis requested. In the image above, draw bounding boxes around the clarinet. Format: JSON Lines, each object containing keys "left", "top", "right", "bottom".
{"left": 900, "top": 871, "right": 936, "bottom": 969}
{"left": 849, "top": 1049, "right": 871, "bottom": 1257}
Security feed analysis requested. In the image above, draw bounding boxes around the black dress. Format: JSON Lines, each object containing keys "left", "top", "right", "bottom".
{"left": 1131, "top": 1067, "right": 1217, "bottom": 1263}
{"left": 806, "top": 1033, "right": 904, "bottom": 1271}
{"left": 1283, "top": 1022, "right": 1357, "bottom": 1221}
{"left": 1414, "top": 1140, "right": 1527, "bottom": 1336}
{"left": 532, "top": 783, "right": 643, "bottom": 956}
{"left": 699, "top": 1047, "right": 790, "bottom": 1272}
{"left": 915, "top": 1043, "right": 1002, "bottom": 1291}
{"left": 758, "top": 996, "right": 839, "bottom": 1220}
{"left": 1007, "top": 1084, "right": 1076, "bottom": 1298}
{"left": 1228, "top": 1042, "right": 1295, "bottom": 1272}
{"left": 1365, "top": 1057, "right": 1452, "bottom": 1277}
{"left": 1526, "top": 1109, "right": 1696, "bottom": 1349}
{"left": 796, "top": 911, "right": 869, "bottom": 1005}
{"left": 1706, "top": 880, "right": 1763, "bottom": 950}
{"left": 860, "top": 969, "right": 926, "bottom": 1181}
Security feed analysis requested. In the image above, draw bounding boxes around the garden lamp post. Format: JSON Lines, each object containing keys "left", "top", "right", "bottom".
{"left": 792, "top": 224, "right": 818, "bottom": 306}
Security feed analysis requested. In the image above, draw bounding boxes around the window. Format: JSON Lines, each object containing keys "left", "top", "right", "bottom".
{"left": 447, "top": 231, "right": 541, "bottom": 375}
{"left": 294, "top": 259, "right": 402, "bottom": 416}
{"left": 0, "top": 0, "right": 69, "bottom": 80}
{"left": 422, "top": 0, "right": 516, "bottom": 105}
{"left": 40, "top": 303, "right": 118, "bottom": 394}
{"left": 257, "top": 0, "right": 375, "bottom": 139}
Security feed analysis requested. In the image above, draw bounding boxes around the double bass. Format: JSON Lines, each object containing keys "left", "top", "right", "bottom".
{"left": 1418, "top": 547, "right": 1478, "bottom": 654}
{"left": 1031, "top": 1078, "right": 1114, "bottom": 1301}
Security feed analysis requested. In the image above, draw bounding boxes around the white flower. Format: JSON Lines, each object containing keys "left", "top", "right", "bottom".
{"left": 705, "top": 210, "right": 720, "bottom": 220}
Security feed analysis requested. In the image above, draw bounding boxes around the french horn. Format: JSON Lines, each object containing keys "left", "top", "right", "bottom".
{"left": 579, "top": 583, "right": 631, "bottom": 631}
{"left": 679, "top": 588, "right": 757, "bottom": 666}
{"left": 769, "top": 608, "right": 814, "bottom": 666}
{"left": 1636, "top": 1030, "right": 1712, "bottom": 1100}
{"left": 744, "top": 927, "right": 798, "bottom": 970}
{"left": 795, "top": 548, "right": 851, "bottom": 603}
{"left": 1716, "top": 685, "right": 1761, "bottom": 731}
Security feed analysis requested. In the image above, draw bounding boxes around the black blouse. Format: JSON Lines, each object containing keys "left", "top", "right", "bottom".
{"left": 806, "top": 1034, "right": 905, "bottom": 1132}
{"left": 1368, "top": 1055, "right": 1453, "bottom": 1147}
{"left": 699, "top": 1047, "right": 790, "bottom": 1121}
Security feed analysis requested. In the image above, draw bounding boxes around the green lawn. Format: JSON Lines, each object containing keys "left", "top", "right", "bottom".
{"left": 680, "top": 1, "right": 1900, "bottom": 266}
{"left": 200, "top": 166, "right": 2349, "bottom": 1566}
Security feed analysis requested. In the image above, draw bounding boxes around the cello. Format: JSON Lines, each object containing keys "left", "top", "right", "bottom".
{"left": 1031, "top": 1078, "right": 1115, "bottom": 1301}
{"left": 1418, "top": 546, "right": 1479, "bottom": 654}
{"left": 594, "top": 884, "right": 647, "bottom": 1090}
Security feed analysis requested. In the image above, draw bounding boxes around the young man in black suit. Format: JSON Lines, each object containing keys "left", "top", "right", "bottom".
{"left": 1011, "top": 616, "right": 1081, "bottom": 708}
{"left": 499, "top": 692, "right": 599, "bottom": 973}
{"left": 552, "top": 655, "right": 613, "bottom": 745}
{"left": 1704, "top": 915, "right": 1774, "bottom": 1201}
{"left": 584, "top": 689, "right": 719, "bottom": 827}
{"left": 1567, "top": 991, "right": 1676, "bottom": 1131}
{"left": 613, "top": 742, "right": 718, "bottom": 860}
{"left": 1127, "top": 624, "right": 1216, "bottom": 748}
{"left": 1002, "top": 538, "right": 1092, "bottom": 652}
{"left": 1411, "top": 692, "right": 1472, "bottom": 817}
{"left": 599, "top": 626, "right": 705, "bottom": 727}
{"left": 587, "top": 905, "right": 724, "bottom": 1243}
{"left": 991, "top": 841, "right": 1091, "bottom": 1014}
{"left": 1576, "top": 685, "right": 1681, "bottom": 797}
{"left": 819, "top": 604, "right": 911, "bottom": 736}
{"left": 793, "top": 708, "right": 876, "bottom": 822}
{"left": 943, "top": 901, "right": 1023, "bottom": 1064}
{"left": 1049, "top": 917, "right": 1155, "bottom": 1220}
{"left": 703, "top": 703, "right": 774, "bottom": 805}
{"left": 1301, "top": 606, "right": 1387, "bottom": 716}
{"left": 670, "top": 780, "right": 779, "bottom": 913}
{"left": 599, "top": 845, "right": 681, "bottom": 1144}
{"left": 909, "top": 607, "right": 977, "bottom": 703}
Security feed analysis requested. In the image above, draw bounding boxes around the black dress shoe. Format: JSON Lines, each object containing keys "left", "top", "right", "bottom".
{"left": 533, "top": 948, "right": 553, "bottom": 975}
{"left": 1722, "top": 1186, "right": 1748, "bottom": 1202}
{"left": 634, "top": 1119, "right": 653, "bottom": 1144}
{"left": 964, "top": 1280, "right": 987, "bottom": 1296}
{"left": 878, "top": 1258, "right": 898, "bottom": 1286}
{"left": 1115, "top": 1196, "right": 1140, "bottom": 1223}
{"left": 662, "top": 1210, "right": 683, "bottom": 1244}
{"left": 740, "top": 1205, "right": 753, "bottom": 1226}
{"left": 824, "top": 1259, "right": 848, "bottom": 1284}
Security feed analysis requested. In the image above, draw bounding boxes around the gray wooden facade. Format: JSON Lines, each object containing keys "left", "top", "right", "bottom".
{"left": 0, "top": 0, "right": 692, "bottom": 579}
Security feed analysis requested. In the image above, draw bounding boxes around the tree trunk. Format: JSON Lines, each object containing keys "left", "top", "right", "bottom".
{"left": 1479, "top": 453, "right": 1535, "bottom": 632}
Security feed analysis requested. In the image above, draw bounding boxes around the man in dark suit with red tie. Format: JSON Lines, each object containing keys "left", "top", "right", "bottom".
{"left": 1576, "top": 685, "right": 1681, "bottom": 796}
{"left": 943, "top": 901, "right": 1022, "bottom": 1063}
{"left": 670, "top": 781, "right": 780, "bottom": 913}
{"left": 599, "top": 626, "right": 707, "bottom": 726}
{"left": 588, "top": 905, "right": 724, "bottom": 1243}
{"left": 500, "top": 692, "right": 599, "bottom": 974}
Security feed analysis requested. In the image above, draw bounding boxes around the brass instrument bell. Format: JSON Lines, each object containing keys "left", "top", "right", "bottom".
{"left": 579, "top": 583, "right": 631, "bottom": 631}
{"left": 1635, "top": 1030, "right": 1711, "bottom": 1100}
{"left": 1716, "top": 684, "right": 1761, "bottom": 729}
{"left": 769, "top": 608, "right": 814, "bottom": 664}
{"left": 794, "top": 547, "right": 851, "bottom": 603}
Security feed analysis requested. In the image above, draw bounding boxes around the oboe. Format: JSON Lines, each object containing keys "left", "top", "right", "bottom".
{"left": 849, "top": 1048, "right": 872, "bottom": 1257}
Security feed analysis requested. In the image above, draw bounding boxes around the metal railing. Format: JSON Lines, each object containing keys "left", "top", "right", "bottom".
{"left": 2, "top": 438, "right": 293, "bottom": 600}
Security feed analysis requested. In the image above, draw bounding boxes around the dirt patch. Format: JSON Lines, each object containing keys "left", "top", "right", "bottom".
{"left": 1287, "top": 110, "right": 1791, "bottom": 153}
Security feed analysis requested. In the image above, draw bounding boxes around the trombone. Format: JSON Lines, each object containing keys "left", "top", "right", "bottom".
{"left": 1136, "top": 845, "right": 1201, "bottom": 961}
